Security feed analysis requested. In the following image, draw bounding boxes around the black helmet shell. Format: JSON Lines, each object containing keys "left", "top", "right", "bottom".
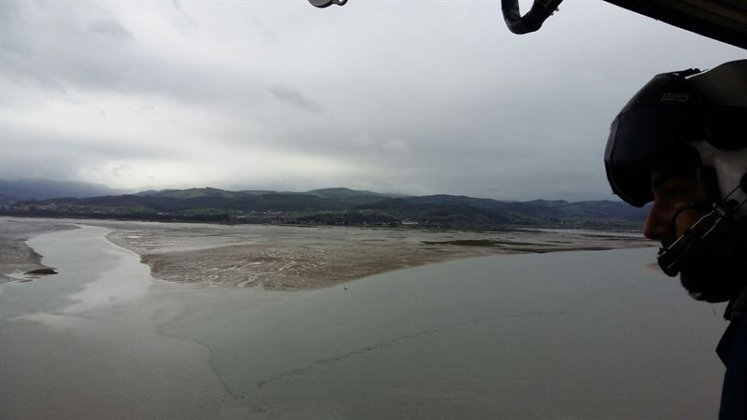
{"left": 605, "top": 60, "right": 747, "bottom": 207}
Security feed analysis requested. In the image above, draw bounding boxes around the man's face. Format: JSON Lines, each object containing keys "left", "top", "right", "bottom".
{"left": 643, "top": 162, "right": 704, "bottom": 246}
{"left": 643, "top": 160, "right": 743, "bottom": 302}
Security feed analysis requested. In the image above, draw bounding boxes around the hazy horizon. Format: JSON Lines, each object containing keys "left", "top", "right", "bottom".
{"left": 0, "top": 176, "right": 633, "bottom": 203}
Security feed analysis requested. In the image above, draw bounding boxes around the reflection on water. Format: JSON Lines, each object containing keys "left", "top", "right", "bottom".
{"left": 0, "top": 226, "right": 230, "bottom": 420}
{"left": 170, "top": 248, "right": 726, "bottom": 420}
{"left": 0, "top": 226, "right": 727, "bottom": 420}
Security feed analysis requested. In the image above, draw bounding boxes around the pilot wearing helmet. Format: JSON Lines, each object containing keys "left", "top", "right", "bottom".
{"left": 605, "top": 59, "right": 747, "bottom": 419}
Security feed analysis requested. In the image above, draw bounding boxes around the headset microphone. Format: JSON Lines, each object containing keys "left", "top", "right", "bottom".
{"left": 657, "top": 183, "right": 745, "bottom": 277}
{"left": 657, "top": 205, "right": 728, "bottom": 276}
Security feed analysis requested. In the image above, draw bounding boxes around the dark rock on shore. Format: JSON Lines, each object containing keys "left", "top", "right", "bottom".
{"left": 26, "top": 268, "right": 57, "bottom": 275}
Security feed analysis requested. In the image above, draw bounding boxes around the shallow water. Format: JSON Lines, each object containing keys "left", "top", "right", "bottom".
{"left": 0, "top": 225, "right": 726, "bottom": 419}
{"left": 0, "top": 226, "right": 230, "bottom": 420}
{"left": 176, "top": 249, "right": 726, "bottom": 420}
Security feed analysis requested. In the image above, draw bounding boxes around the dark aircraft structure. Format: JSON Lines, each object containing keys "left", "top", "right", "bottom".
{"left": 308, "top": 0, "right": 747, "bottom": 50}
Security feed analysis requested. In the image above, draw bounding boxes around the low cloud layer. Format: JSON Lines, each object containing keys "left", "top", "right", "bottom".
{"left": 1, "top": 1, "right": 742, "bottom": 200}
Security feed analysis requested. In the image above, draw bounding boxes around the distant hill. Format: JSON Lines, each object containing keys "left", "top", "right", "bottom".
{"left": 0, "top": 178, "right": 128, "bottom": 203}
{"left": 0, "top": 185, "right": 647, "bottom": 228}
{"left": 306, "top": 187, "right": 404, "bottom": 206}
{"left": 356, "top": 195, "right": 646, "bottom": 226}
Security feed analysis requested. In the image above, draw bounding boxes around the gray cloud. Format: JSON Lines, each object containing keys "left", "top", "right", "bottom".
{"left": 0, "top": 1, "right": 742, "bottom": 199}
{"left": 269, "top": 82, "right": 323, "bottom": 113}
{"left": 89, "top": 18, "right": 132, "bottom": 40}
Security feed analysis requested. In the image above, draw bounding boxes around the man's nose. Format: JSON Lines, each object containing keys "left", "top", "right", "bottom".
{"left": 643, "top": 202, "right": 670, "bottom": 241}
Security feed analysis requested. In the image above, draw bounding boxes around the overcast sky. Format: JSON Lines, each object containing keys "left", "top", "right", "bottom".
{"left": 1, "top": 1, "right": 743, "bottom": 200}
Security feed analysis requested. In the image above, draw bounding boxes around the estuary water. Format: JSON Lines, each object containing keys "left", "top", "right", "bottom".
{"left": 0, "top": 225, "right": 726, "bottom": 419}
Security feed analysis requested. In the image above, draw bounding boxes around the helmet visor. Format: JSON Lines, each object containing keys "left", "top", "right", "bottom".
{"left": 605, "top": 106, "right": 702, "bottom": 207}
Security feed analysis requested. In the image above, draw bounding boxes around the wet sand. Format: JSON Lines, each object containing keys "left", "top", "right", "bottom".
{"left": 1, "top": 217, "right": 652, "bottom": 290}
{"left": 0, "top": 218, "right": 78, "bottom": 283}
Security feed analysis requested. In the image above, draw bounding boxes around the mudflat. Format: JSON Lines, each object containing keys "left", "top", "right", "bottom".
{"left": 0, "top": 218, "right": 77, "bottom": 283}
{"left": 1, "top": 217, "right": 652, "bottom": 289}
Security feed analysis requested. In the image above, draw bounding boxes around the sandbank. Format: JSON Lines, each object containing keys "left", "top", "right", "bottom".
{"left": 0, "top": 218, "right": 78, "bottom": 283}
{"left": 1, "top": 217, "right": 652, "bottom": 290}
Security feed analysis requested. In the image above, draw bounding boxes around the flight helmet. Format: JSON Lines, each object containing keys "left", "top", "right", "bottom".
{"left": 604, "top": 60, "right": 747, "bottom": 302}
{"left": 605, "top": 59, "right": 747, "bottom": 210}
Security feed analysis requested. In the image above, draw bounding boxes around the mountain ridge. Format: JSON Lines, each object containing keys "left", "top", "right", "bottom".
{"left": 0, "top": 183, "right": 647, "bottom": 229}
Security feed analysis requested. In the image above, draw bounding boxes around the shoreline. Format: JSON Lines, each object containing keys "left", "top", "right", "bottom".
{"left": 0, "top": 218, "right": 79, "bottom": 283}
{"left": 1, "top": 216, "right": 654, "bottom": 290}
{"left": 1, "top": 224, "right": 231, "bottom": 419}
